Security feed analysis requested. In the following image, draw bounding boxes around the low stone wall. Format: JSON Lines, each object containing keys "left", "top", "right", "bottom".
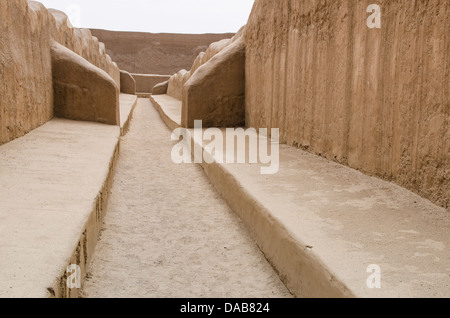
{"left": 131, "top": 74, "right": 171, "bottom": 94}
{"left": 182, "top": 36, "right": 246, "bottom": 128}
{"left": 120, "top": 71, "right": 136, "bottom": 95}
{"left": 152, "top": 81, "right": 169, "bottom": 95}
{"left": 0, "top": 0, "right": 120, "bottom": 145}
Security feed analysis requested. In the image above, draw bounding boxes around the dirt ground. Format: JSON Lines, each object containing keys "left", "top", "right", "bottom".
{"left": 81, "top": 99, "right": 292, "bottom": 298}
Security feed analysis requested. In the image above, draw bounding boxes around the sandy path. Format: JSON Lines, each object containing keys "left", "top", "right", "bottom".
{"left": 81, "top": 99, "right": 292, "bottom": 298}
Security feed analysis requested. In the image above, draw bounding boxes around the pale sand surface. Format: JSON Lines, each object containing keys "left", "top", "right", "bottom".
{"left": 81, "top": 98, "right": 292, "bottom": 298}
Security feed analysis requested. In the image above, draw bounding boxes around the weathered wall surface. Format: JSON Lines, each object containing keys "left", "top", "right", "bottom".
{"left": 52, "top": 42, "right": 119, "bottom": 125}
{"left": 131, "top": 74, "right": 171, "bottom": 94}
{"left": 182, "top": 35, "right": 246, "bottom": 128}
{"left": 152, "top": 81, "right": 169, "bottom": 95}
{"left": 0, "top": 0, "right": 53, "bottom": 146}
{"left": 49, "top": 9, "right": 120, "bottom": 87}
{"left": 165, "top": 28, "right": 246, "bottom": 128}
{"left": 167, "top": 27, "right": 245, "bottom": 101}
{"left": 90, "top": 29, "right": 235, "bottom": 75}
{"left": 120, "top": 70, "right": 136, "bottom": 95}
{"left": 0, "top": 0, "right": 120, "bottom": 145}
{"left": 245, "top": 0, "right": 449, "bottom": 208}
{"left": 167, "top": 69, "right": 191, "bottom": 100}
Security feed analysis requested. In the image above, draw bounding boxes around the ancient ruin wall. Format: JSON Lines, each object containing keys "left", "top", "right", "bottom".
{"left": 90, "top": 29, "right": 235, "bottom": 75}
{"left": 167, "top": 69, "right": 191, "bottom": 100}
{"left": 245, "top": 0, "right": 449, "bottom": 208}
{"left": 0, "top": 0, "right": 120, "bottom": 145}
{"left": 45, "top": 8, "right": 120, "bottom": 87}
{"left": 182, "top": 34, "right": 246, "bottom": 128}
{"left": 167, "top": 27, "right": 245, "bottom": 100}
{"left": 132, "top": 74, "right": 171, "bottom": 94}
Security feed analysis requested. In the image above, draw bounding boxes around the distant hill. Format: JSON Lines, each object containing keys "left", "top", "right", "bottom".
{"left": 90, "top": 29, "right": 235, "bottom": 75}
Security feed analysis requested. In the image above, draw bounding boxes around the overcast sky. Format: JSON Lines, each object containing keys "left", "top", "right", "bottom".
{"left": 37, "top": 0, "right": 254, "bottom": 34}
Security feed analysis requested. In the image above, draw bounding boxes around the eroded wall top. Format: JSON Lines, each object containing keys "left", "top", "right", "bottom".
{"left": 167, "top": 26, "right": 245, "bottom": 100}
{"left": 0, "top": 0, "right": 120, "bottom": 145}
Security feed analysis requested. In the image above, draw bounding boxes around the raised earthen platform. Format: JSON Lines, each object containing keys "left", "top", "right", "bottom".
{"left": 150, "top": 95, "right": 450, "bottom": 298}
{"left": 150, "top": 95, "right": 182, "bottom": 131}
{"left": 0, "top": 96, "right": 137, "bottom": 298}
{"left": 119, "top": 93, "right": 138, "bottom": 136}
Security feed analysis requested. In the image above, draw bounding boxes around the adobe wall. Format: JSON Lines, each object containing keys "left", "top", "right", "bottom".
{"left": 120, "top": 70, "right": 136, "bottom": 95}
{"left": 52, "top": 42, "right": 119, "bottom": 125}
{"left": 0, "top": 0, "right": 120, "bottom": 145}
{"left": 165, "top": 27, "right": 246, "bottom": 128}
{"left": 245, "top": 0, "right": 449, "bottom": 208}
{"left": 181, "top": 33, "right": 246, "bottom": 128}
{"left": 167, "top": 27, "right": 245, "bottom": 101}
{"left": 167, "top": 69, "right": 191, "bottom": 100}
{"left": 90, "top": 29, "right": 235, "bottom": 75}
{"left": 131, "top": 74, "right": 171, "bottom": 94}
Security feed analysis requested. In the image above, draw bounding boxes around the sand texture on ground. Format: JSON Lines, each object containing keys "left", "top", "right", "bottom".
{"left": 81, "top": 99, "right": 292, "bottom": 298}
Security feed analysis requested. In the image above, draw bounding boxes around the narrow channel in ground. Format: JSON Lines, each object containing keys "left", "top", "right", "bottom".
{"left": 81, "top": 98, "right": 292, "bottom": 298}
